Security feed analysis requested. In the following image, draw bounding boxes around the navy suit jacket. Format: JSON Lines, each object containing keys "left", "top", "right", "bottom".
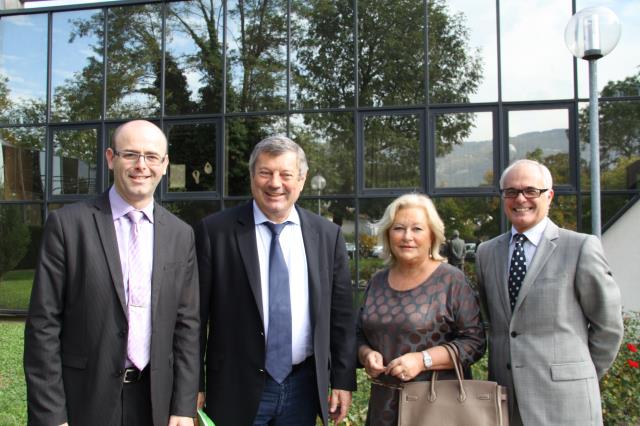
{"left": 196, "top": 202, "right": 356, "bottom": 426}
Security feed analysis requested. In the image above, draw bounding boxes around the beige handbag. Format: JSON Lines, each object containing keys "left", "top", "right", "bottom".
{"left": 397, "top": 343, "right": 509, "bottom": 426}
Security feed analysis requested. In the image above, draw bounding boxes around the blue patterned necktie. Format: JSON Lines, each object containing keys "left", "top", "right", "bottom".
{"left": 264, "top": 222, "right": 292, "bottom": 383}
{"left": 508, "top": 233, "right": 527, "bottom": 311}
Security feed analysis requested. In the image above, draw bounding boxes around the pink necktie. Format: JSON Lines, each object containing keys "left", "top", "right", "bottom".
{"left": 126, "top": 210, "right": 151, "bottom": 370}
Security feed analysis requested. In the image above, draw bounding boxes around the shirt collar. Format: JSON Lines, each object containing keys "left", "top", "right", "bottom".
{"left": 510, "top": 217, "right": 548, "bottom": 247}
{"left": 252, "top": 200, "right": 300, "bottom": 226}
{"left": 109, "top": 186, "right": 155, "bottom": 223}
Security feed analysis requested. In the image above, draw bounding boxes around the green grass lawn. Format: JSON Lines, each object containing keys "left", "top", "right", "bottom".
{"left": 0, "top": 320, "right": 27, "bottom": 426}
{"left": 0, "top": 269, "right": 34, "bottom": 310}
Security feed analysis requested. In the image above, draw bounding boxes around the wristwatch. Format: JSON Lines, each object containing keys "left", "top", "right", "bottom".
{"left": 422, "top": 350, "right": 433, "bottom": 369}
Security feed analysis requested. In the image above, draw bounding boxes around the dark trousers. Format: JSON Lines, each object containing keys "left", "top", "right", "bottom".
{"left": 112, "top": 367, "right": 153, "bottom": 426}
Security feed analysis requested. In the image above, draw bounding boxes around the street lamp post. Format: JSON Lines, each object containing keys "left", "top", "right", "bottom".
{"left": 565, "top": 7, "right": 621, "bottom": 238}
{"left": 310, "top": 173, "right": 326, "bottom": 216}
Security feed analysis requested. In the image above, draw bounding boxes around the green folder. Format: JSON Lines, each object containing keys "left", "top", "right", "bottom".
{"left": 197, "top": 408, "right": 216, "bottom": 426}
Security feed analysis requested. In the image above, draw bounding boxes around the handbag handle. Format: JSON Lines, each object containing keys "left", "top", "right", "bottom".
{"left": 429, "top": 342, "right": 467, "bottom": 403}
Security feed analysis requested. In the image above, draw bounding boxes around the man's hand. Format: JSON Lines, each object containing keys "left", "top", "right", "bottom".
{"left": 168, "top": 415, "right": 194, "bottom": 426}
{"left": 197, "top": 391, "right": 205, "bottom": 409}
{"left": 328, "top": 389, "right": 352, "bottom": 425}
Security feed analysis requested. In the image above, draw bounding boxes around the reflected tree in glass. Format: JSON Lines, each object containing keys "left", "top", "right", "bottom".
{"left": 227, "top": 0, "right": 288, "bottom": 112}
{"left": 0, "top": 127, "right": 45, "bottom": 200}
{"left": 52, "top": 128, "right": 98, "bottom": 195}
{"left": 167, "top": 122, "right": 218, "bottom": 193}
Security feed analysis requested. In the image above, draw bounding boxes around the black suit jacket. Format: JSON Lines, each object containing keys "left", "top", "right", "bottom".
{"left": 196, "top": 202, "right": 356, "bottom": 426}
{"left": 24, "top": 192, "right": 200, "bottom": 426}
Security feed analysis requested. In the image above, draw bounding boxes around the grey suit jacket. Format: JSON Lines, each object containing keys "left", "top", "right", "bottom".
{"left": 24, "top": 192, "right": 200, "bottom": 426}
{"left": 196, "top": 202, "right": 356, "bottom": 426}
{"left": 476, "top": 220, "right": 623, "bottom": 426}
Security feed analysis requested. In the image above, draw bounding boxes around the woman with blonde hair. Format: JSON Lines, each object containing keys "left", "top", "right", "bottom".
{"left": 356, "top": 193, "right": 485, "bottom": 425}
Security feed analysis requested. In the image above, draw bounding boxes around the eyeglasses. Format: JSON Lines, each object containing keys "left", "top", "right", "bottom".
{"left": 501, "top": 187, "right": 549, "bottom": 199}
{"left": 113, "top": 150, "right": 166, "bottom": 166}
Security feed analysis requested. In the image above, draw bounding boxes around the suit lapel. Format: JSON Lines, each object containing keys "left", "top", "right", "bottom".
{"left": 236, "top": 203, "right": 265, "bottom": 323}
{"left": 298, "top": 207, "right": 320, "bottom": 330}
{"left": 491, "top": 232, "right": 512, "bottom": 320}
{"left": 92, "top": 193, "right": 127, "bottom": 315}
{"left": 513, "top": 220, "right": 559, "bottom": 312}
{"left": 151, "top": 203, "right": 168, "bottom": 325}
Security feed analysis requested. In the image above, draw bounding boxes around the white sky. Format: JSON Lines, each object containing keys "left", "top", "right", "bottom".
{"left": 24, "top": 0, "right": 119, "bottom": 8}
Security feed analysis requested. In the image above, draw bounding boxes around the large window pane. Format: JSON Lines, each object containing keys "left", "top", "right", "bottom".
{"left": 106, "top": 4, "right": 162, "bottom": 119}
{"left": 0, "top": 14, "right": 47, "bottom": 124}
{"left": 291, "top": 0, "right": 355, "bottom": 109}
{"left": 508, "top": 109, "right": 570, "bottom": 186}
{"left": 290, "top": 112, "right": 355, "bottom": 195}
{"left": 0, "top": 203, "right": 42, "bottom": 312}
{"left": 500, "top": 1, "right": 573, "bottom": 101}
{"left": 163, "top": 200, "right": 220, "bottom": 227}
{"left": 52, "top": 128, "right": 98, "bottom": 195}
{"left": 428, "top": 0, "right": 492, "bottom": 104}
{"left": 357, "top": 198, "right": 392, "bottom": 285}
{"left": 549, "top": 194, "right": 577, "bottom": 231}
{"left": 167, "top": 121, "right": 218, "bottom": 193}
{"left": 358, "top": 0, "right": 425, "bottom": 107}
{"left": 577, "top": 0, "right": 640, "bottom": 98}
{"left": 51, "top": 9, "right": 104, "bottom": 122}
{"left": 579, "top": 100, "right": 640, "bottom": 190}
{"left": 435, "top": 111, "right": 494, "bottom": 188}
{"left": 225, "top": 115, "right": 287, "bottom": 196}
{"left": 363, "top": 113, "right": 421, "bottom": 190}
{"left": 227, "top": 0, "right": 287, "bottom": 112}
{"left": 1, "top": 127, "right": 45, "bottom": 200}
{"left": 166, "top": 1, "right": 224, "bottom": 115}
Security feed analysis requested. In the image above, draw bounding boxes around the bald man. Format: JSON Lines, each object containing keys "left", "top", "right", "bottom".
{"left": 25, "top": 120, "right": 200, "bottom": 426}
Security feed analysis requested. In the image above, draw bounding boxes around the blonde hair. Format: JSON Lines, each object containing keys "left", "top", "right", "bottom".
{"left": 376, "top": 193, "right": 445, "bottom": 266}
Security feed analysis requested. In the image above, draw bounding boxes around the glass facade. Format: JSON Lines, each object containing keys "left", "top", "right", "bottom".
{"left": 1, "top": 0, "right": 639, "bottom": 313}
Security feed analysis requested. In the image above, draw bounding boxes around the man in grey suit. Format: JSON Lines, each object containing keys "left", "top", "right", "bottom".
{"left": 196, "top": 136, "right": 356, "bottom": 425}
{"left": 476, "top": 159, "right": 623, "bottom": 426}
{"left": 24, "top": 120, "right": 200, "bottom": 426}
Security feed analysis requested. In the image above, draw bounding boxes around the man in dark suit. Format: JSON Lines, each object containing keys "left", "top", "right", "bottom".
{"left": 196, "top": 135, "right": 356, "bottom": 425}
{"left": 24, "top": 120, "right": 200, "bottom": 426}
{"left": 476, "top": 159, "right": 623, "bottom": 425}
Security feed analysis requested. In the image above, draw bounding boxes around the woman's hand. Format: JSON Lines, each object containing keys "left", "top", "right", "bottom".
{"left": 386, "top": 352, "right": 424, "bottom": 381}
{"left": 360, "top": 348, "right": 386, "bottom": 378}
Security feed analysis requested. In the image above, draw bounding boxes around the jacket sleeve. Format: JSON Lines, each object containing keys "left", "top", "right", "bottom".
{"left": 24, "top": 211, "right": 69, "bottom": 426}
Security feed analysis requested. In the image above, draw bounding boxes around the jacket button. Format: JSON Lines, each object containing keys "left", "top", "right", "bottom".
{"left": 510, "top": 331, "right": 518, "bottom": 338}
{"left": 506, "top": 363, "right": 511, "bottom": 370}
{"left": 258, "top": 369, "right": 265, "bottom": 374}
{"left": 115, "top": 369, "right": 124, "bottom": 377}
{"left": 118, "top": 330, "right": 126, "bottom": 337}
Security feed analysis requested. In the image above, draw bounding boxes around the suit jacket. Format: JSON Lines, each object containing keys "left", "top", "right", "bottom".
{"left": 24, "top": 192, "right": 200, "bottom": 426}
{"left": 476, "top": 220, "right": 623, "bottom": 426}
{"left": 196, "top": 202, "right": 356, "bottom": 426}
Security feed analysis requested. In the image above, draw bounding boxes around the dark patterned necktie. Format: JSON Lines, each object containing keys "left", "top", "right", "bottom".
{"left": 264, "top": 222, "right": 292, "bottom": 383}
{"left": 508, "top": 233, "right": 527, "bottom": 311}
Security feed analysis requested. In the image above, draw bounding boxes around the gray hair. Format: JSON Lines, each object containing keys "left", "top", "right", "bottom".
{"left": 500, "top": 159, "right": 553, "bottom": 189}
{"left": 376, "top": 193, "right": 446, "bottom": 266}
{"left": 248, "top": 135, "right": 309, "bottom": 179}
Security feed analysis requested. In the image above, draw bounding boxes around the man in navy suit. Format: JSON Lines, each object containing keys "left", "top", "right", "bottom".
{"left": 196, "top": 135, "right": 356, "bottom": 425}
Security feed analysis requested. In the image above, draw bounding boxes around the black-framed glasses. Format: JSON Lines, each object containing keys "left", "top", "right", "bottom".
{"left": 501, "top": 187, "right": 549, "bottom": 199}
{"left": 113, "top": 150, "right": 166, "bottom": 166}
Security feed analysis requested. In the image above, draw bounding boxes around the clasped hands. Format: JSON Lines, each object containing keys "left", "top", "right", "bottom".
{"left": 361, "top": 349, "right": 425, "bottom": 382}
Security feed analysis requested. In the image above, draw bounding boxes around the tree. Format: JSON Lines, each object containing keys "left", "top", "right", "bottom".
{"left": 0, "top": 205, "right": 30, "bottom": 280}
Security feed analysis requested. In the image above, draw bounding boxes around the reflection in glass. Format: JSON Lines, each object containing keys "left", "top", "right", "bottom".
{"left": 363, "top": 113, "right": 421, "bottom": 189}
{"left": 579, "top": 100, "right": 640, "bottom": 190}
{"left": 0, "top": 14, "right": 47, "bottom": 124}
{"left": 225, "top": 115, "right": 287, "bottom": 196}
{"left": 427, "top": 0, "right": 485, "bottom": 104}
{"left": 577, "top": 0, "right": 640, "bottom": 98}
{"left": 290, "top": 112, "right": 355, "bottom": 195}
{"left": 358, "top": 0, "right": 425, "bottom": 107}
{"left": 500, "top": 0, "right": 572, "bottom": 101}
{"left": 52, "top": 128, "right": 98, "bottom": 195}
{"left": 549, "top": 195, "right": 577, "bottom": 231}
{"left": 357, "top": 198, "right": 393, "bottom": 285}
{"left": 51, "top": 9, "right": 104, "bottom": 122}
{"left": 441, "top": 0, "right": 498, "bottom": 102}
{"left": 227, "top": 0, "right": 287, "bottom": 112}
{"left": 508, "top": 109, "right": 570, "bottom": 185}
{"left": 106, "top": 4, "right": 162, "bottom": 118}
{"left": 434, "top": 196, "right": 500, "bottom": 247}
{"left": 0, "top": 203, "right": 42, "bottom": 311}
{"left": 291, "top": 0, "right": 355, "bottom": 109}
{"left": 166, "top": 1, "right": 224, "bottom": 115}
{"left": 163, "top": 200, "right": 220, "bottom": 227}
{"left": 435, "top": 111, "right": 493, "bottom": 188}
{"left": 0, "top": 127, "right": 45, "bottom": 200}
{"left": 167, "top": 122, "right": 218, "bottom": 193}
